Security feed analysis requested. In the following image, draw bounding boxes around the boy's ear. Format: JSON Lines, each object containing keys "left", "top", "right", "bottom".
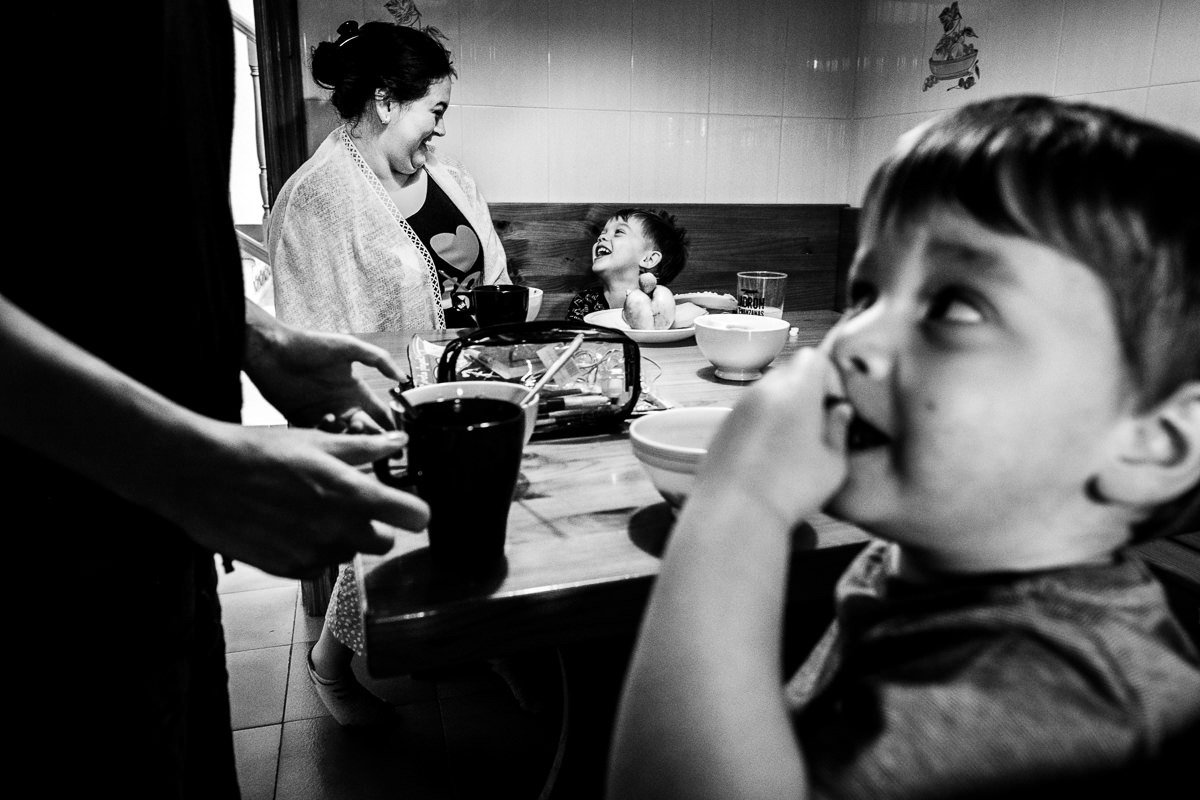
{"left": 639, "top": 251, "right": 662, "bottom": 271}
{"left": 1094, "top": 382, "right": 1200, "bottom": 509}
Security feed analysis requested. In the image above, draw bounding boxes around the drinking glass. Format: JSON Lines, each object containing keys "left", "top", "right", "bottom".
{"left": 736, "top": 271, "right": 787, "bottom": 318}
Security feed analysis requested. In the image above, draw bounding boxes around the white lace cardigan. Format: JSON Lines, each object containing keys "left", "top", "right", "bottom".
{"left": 267, "top": 127, "right": 510, "bottom": 333}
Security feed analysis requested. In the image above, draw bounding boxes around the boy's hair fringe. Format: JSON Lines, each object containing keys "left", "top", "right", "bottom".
{"left": 860, "top": 94, "right": 1200, "bottom": 541}
{"left": 612, "top": 208, "right": 690, "bottom": 284}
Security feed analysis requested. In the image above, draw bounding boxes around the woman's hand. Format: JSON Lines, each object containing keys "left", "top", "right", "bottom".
{"left": 242, "top": 300, "right": 406, "bottom": 431}
{"left": 686, "top": 346, "right": 851, "bottom": 529}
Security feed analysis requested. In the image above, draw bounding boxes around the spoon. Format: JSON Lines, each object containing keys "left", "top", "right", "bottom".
{"left": 519, "top": 333, "right": 586, "bottom": 408}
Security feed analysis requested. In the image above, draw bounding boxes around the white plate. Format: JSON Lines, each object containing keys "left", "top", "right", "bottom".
{"left": 584, "top": 308, "right": 696, "bottom": 343}
{"left": 673, "top": 291, "right": 738, "bottom": 312}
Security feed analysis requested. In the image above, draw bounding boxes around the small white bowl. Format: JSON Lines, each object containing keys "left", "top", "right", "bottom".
{"left": 693, "top": 313, "right": 791, "bottom": 381}
{"left": 402, "top": 381, "right": 538, "bottom": 444}
{"left": 629, "top": 406, "right": 732, "bottom": 509}
{"left": 525, "top": 286, "right": 544, "bottom": 322}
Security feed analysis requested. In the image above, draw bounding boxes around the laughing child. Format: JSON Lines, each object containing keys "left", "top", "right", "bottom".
{"left": 565, "top": 208, "right": 689, "bottom": 321}
{"left": 609, "top": 95, "right": 1200, "bottom": 799}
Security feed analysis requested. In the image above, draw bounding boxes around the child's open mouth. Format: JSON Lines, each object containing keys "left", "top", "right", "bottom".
{"left": 825, "top": 396, "right": 891, "bottom": 451}
{"left": 846, "top": 412, "right": 890, "bottom": 451}
{"left": 594, "top": 244, "right": 611, "bottom": 259}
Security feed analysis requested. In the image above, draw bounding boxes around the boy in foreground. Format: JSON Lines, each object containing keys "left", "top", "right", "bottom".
{"left": 608, "top": 95, "right": 1200, "bottom": 799}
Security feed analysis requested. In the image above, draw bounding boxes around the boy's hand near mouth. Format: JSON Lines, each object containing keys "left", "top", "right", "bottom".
{"left": 685, "top": 346, "right": 853, "bottom": 534}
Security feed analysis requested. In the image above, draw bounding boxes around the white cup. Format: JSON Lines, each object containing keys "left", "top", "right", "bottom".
{"left": 525, "top": 286, "right": 544, "bottom": 322}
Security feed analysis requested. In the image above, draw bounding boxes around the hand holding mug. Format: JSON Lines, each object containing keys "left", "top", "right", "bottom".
{"left": 373, "top": 395, "right": 526, "bottom": 575}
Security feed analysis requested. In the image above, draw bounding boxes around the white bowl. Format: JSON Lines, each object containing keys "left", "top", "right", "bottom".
{"left": 629, "top": 406, "right": 732, "bottom": 509}
{"left": 693, "top": 313, "right": 791, "bottom": 381}
{"left": 402, "top": 381, "right": 538, "bottom": 444}
{"left": 525, "top": 286, "right": 544, "bottom": 322}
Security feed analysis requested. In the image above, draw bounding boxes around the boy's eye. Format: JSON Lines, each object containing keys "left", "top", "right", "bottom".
{"left": 926, "top": 288, "right": 984, "bottom": 324}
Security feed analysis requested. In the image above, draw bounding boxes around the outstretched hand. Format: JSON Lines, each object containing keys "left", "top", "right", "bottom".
{"left": 242, "top": 301, "right": 406, "bottom": 431}
{"left": 161, "top": 422, "right": 430, "bottom": 578}
{"left": 0, "top": 295, "right": 428, "bottom": 581}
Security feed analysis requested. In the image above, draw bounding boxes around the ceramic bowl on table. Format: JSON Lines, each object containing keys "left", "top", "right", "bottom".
{"left": 693, "top": 313, "right": 791, "bottom": 381}
{"left": 401, "top": 381, "right": 538, "bottom": 445}
{"left": 629, "top": 406, "right": 732, "bottom": 509}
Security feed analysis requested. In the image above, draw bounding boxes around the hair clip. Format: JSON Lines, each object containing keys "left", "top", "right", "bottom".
{"left": 335, "top": 20, "right": 360, "bottom": 47}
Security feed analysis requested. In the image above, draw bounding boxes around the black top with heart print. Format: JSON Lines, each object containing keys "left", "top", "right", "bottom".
{"left": 406, "top": 175, "right": 486, "bottom": 326}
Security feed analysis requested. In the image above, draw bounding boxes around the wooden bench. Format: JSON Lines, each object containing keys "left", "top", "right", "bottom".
{"left": 490, "top": 203, "right": 861, "bottom": 320}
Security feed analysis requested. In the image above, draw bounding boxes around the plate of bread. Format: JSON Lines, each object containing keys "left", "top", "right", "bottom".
{"left": 584, "top": 308, "right": 697, "bottom": 343}
{"left": 585, "top": 275, "right": 725, "bottom": 343}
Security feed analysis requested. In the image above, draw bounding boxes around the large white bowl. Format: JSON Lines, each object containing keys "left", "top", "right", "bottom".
{"left": 402, "top": 381, "right": 538, "bottom": 444}
{"left": 629, "top": 406, "right": 732, "bottom": 509}
{"left": 693, "top": 313, "right": 791, "bottom": 381}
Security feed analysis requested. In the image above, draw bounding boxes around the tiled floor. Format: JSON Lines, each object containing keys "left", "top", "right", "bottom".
{"left": 217, "top": 559, "right": 600, "bottom": 800}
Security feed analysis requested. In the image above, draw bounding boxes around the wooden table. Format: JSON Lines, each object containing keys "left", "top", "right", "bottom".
{"left": 352, "top": 310, "right": 871, "bottom": 678}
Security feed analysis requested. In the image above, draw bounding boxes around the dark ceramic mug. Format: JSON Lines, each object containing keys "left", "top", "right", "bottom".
{"left": 374, "top": 396, "right": 525, "bottom": 575}
{"left": 452, "top": 285, "right": 530, "bottom": 327}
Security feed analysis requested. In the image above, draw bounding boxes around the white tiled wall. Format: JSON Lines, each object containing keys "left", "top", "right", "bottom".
{"left": 289, "top": 0, "right": 1199, "bottom": 207}
{"left": 454, "top": 0, "right": 549, "bottom": 109}
{"left": 296, "top": 0, "right": 858, "bottom": 203}
{"left": 632, "top": 0, "right": 713, "bottom": 113}
{"left": 848, "top": 0, "right": 1200, "bottom": 202}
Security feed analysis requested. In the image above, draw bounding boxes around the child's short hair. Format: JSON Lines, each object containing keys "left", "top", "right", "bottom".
{"left": 860, "top": 94, "right": 1199, "bottom": 540}
{"left": 611, "top": 208, "right": 690, "bottom": 284}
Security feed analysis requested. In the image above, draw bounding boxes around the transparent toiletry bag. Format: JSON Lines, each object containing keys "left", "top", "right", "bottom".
{"left": 431, "top": 321, "right": 642, "bottom": 439}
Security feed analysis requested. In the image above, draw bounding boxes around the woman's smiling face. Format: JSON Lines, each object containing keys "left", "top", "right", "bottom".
{"left": 381, "top": 76, "right": 451, "bottom": 176}
{"left": 823, "top": 207, "right": 1137, "bottom": 570}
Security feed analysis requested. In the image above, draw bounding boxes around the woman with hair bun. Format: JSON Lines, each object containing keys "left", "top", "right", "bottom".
{"left": 268, "top": 15, "right": 521, "bottom": 727}
{"left": 268, "top": 17, "right": 511, "bottom": 334}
